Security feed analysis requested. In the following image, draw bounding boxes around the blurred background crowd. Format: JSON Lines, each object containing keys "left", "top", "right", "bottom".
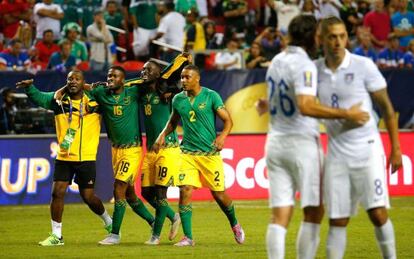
{"left": 1, "top": 0, "right": 414, "bottom": 73}
{"left": 1, "top": 0, "right": 414, "bottom": 135}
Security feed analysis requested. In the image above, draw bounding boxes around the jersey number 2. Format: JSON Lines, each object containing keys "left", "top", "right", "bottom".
{"left": 189, "top": 110, "right": 196, "bottom": 122}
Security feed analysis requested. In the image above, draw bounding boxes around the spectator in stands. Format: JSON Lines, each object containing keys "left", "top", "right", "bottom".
{"left": 363, "top": 0, "right": 391, "bottom": 50}
{"left": 56, "top": 0, "right": 83, "bottom": 30}
{"left": 268, "top": 0, "right": 301, "bottom": 34}
{"left": 403, "top": 38, "right": 414, "bottom": 67}
{"left": 33, "top": 0, "right": 64, "bottom": 41}
{"left": 214, "top": 38, "right": 243, "bottom": 69}
{"left": 245, "top": 41, "right": 269, "bottom": 68}
{"left": 300, "top": 0, "right": 322, "bottom": 20}
{"left": 356, "top": 0, "right": 370, "bottom": 18}
{"left": 61, "top": 22, "right": 89, "bottom": 63}
{"left": 378, "top": 34, "right": 405, "bottom": 68}
{"left": 353, "top": 29, "right": 378, "bottom": 62}
{"left": 87, "top": 10, "right": 115, "bottom": 71}
{"left": 130, "top": 0, "right": 158, "bottom": 59}
{"left": 81, "top": 0, "right": 103, "bottom": 37}
{"left": 0, "top": 39, "right": 31, "bottom": 71}
{"left": 104, "top": 0, "right": 126, "bottom": 50}
{"left": 340, "top": 0, "right": 361, "bottom": 39}
{"left": 12, "top": 21, "right": 33, "bottom": 53}
{"left": 254, "top": 27, "right": 282, "bottom": 61}
{"left": 223, "top": 0, "right": 248, "bottom": 39}
{"left": 152, "top": 1, "right": 186, "bottom": 62}
{"left": 34, "top": 29, "right": 60, "bottom": 64}
{"left": 0, "top": 87, "right": 17, "bottom": 134}
{"left": 175, "top": 0, "right": 199, "bottom": 15}
{"left": 391, "top": 0, "right": 414, "bottom": 49}
{"left": 318, "top": 0, "right": 342, "bottom": 18}
{"left": 184, "top": 9, "right": 206, "bottom": 52}
{"left": 385, "top": 0, "right": 399, "bottom": 16}
{"left": 0, "top": 0, "right": 31, "bottom": 44}
{"left": 48, "top": 39, "right": 76, "bottom": 72}
{"left": 204, "top": 21, "right": 224, "bottom": 50}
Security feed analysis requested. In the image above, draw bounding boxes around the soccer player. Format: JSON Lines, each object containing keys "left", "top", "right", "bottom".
{"left": 124, "top": 55, "right": 190, "bottom": 245}
{"left": 256, "top": 15, "right": 370, "bottom": 259}
{"left": 153, "top": 64, "right": 245, "bottom": 247}
{"left": 15, "top": 71, "right": 112, "bottom": 246}
{"left": 315, "top": 17, "right": 402, "bottom": 259}
{"left": 122, "top": 54, "right": 190, "bottom": 244}
{"left": 89, "top": 66, "right": 155, "bottom": 245}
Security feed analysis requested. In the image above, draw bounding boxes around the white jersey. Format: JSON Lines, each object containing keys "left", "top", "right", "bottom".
{"left": 33, "top": 3, "right": 63, "bottom": 40}
{"left": 266, "top": 46, "right": 319, "bottom": 137}
{"left": 315, "top": 50, "right": 387, "bottom": 160}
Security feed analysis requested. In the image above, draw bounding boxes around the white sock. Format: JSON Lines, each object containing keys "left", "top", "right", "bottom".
{"left": 51, "top": 220, "right": 62, "bottom": 239}
{"left": 266, "top": 224, "right": 287, "bottom": 259}
{"left": 296, "top": 222, "right": 321, "bottom": 259}
{"left": 375, "top": 219, "right": 396, "bottom": 259}
{"left": 100, "top": 210, "right": 112, "bottom": 226}
{"left": 327, "top": 226, "right": 347, "bottom": 259}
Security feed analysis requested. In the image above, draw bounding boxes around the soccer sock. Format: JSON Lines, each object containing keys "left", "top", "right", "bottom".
{"left": 374, "top": 219, "right": 396, "bottom": 259}
{"left": 179, "top": 204, "right": 193, "bottom": 240}
{"left": 143, "top": 192, "right": 174, "bottom": 221}
{"left": 166, "top": 206, "right": 176, "bottom": 222}
{"left": 147, "top": 196, "right": 158, "bottom": 210}
{"left": 51, "top": 220, "right": 62, "bottom": 239}
{"left": 219, "top": 203, "right": 238, "bottom": 227}
{"left": 266, "top": 224, "right": 287, "bottom": 259}
{"left": 152, "top": 199, "right": 169, "bottom": 237}
{"left": 99, "top": 210, "right": 112, "bottom": 226}
{"left": 112, "top": 199, "right": 127, "bottom": 235}
{"left": 327, "top": 226, "right": 347, "bottom": 259}
{"left": 128, "top": 197, "right": 155, "bottom": 226}
{"left": 296, "top": 222, "right": 321, "bottom": 259}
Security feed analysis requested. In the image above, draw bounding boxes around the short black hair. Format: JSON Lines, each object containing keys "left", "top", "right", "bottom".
{"left": 183, "top": 64, "right": 200, "bottom": 75}
{"left": 106, "top": 0, "right": 117, "bottom": 7}
{"left": 109, "top": 65, "right": 126, "bottom": 77}
{"left": 288, "top": 14, "right": 317, "bottom": 53}
{"left": 68, "top": 69, "right": 84, "bottom": 78}
{"left": 43, "top": 29, "right": 54, "bottom": 36}
{"left": 147, "top": 60, "right": 162, "bottom": 71}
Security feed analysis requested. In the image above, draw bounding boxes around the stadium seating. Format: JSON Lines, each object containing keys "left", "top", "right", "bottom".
{"left": 31, "top": 61, "right": 48, "bottom": 71}
{"left": 76, "top": 61, "right": 90, "bottom": 71}
{"left": 121, "top": 60, "right": 144, "bottom": 71}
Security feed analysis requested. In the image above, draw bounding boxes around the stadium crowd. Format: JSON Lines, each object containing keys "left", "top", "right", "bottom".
{"left": 0, "top": 0, "right": 414, "bottom": 72}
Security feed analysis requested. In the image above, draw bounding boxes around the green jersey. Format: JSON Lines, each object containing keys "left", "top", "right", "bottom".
{"left": 172, "top": 87, "right": 225, "bottom": 154}
{"left": 90, "top": 86, "right": 141, "bottom": 147}
{"left": 141, "top": 90, "right": 179, "bottom": 149}
{"left": 129, "top": 2, "right": 157, "bottom": 30}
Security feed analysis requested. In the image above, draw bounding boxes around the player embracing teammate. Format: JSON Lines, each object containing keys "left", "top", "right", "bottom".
{"left": 260, "top": 14, "right": 402, "bottom": 259}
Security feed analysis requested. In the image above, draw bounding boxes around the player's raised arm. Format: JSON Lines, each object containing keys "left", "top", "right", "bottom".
{"left": 16, "top": 79, "right": 55, "bottom": 109}
{"left": 214, "top": 107, "right": 233, "bottom": 151}
{"left": 371, "top": 88, "right": 402, "bottom": 173}
{"left": 152, "top": 110, "right": 180, "bottom": 153}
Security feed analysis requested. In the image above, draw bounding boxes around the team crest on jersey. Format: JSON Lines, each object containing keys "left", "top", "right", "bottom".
{"left": 179, "top": 173, "right": 185, "bottom": 181}
{"left": 153, "top": 96, "right": 160, "bottom": 104}
{"left": 198, "top": 102, "right": 206, "bottom": 110}
{"left": 123, "top": 96, "right": 131, "bottom": 105}
{"left": 304, "top": 71, "right": 312, "bottom": 87}
{"left": 345, "top": 73, "right": 354, "bottom": 84}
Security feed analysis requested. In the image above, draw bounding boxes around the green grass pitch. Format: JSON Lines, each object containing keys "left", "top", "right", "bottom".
{"left": 1, "top": 197, "right": 413, "bottom": 258}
